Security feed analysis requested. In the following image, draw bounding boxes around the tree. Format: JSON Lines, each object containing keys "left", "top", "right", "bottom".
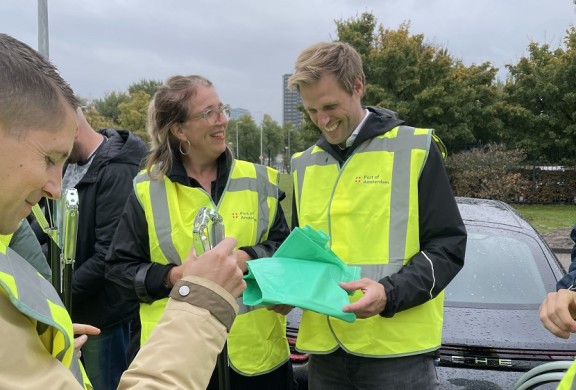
{"left": 83, "top": 107, "right": 115, "bottom": 130}
{"left": 502, "top": 27, "right": 576, "bottom": 164}
{"left": 262, "top": 115, "right": 284, "bottom": 167}
{"left": 128, "top": 79, "right": 162, "bottom": 96}
{"left": 227, "top": 116, "right": 261, "bottom": 163}
{"left": 334, "top": 15, "right": 503, "bottom": 153}
{"left": 118, "top": 90, "right": 151, "bottom": 141}
{"left": 94, "top": 91, "right": 129, "bottom": 125}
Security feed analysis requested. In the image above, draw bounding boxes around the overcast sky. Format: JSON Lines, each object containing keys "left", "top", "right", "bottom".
{"left": 1, "top": 0, "right": 574, "bottom": 123}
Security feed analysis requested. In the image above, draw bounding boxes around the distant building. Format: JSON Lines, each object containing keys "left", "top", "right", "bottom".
{"left": 283, "top": 74, "right": 303, "bottom": 128}
{"left": 230, "top": 107, "right": 250, "bottom": 121}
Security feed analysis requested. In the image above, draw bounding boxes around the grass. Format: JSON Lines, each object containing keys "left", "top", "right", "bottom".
{"left": 513, "top": 204, "right": 576, "bottom": 233}
{"left": 280, "top": 173, "right": 576, "bottom": 234}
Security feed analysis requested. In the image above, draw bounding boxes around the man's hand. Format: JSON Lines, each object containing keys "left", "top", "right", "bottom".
{"left": 340, "top": 278, "right": 387, "bottom": 319}
{"left": 73, "top": 323, "right": 100, "bottom": 358}
{"left": 233, "top": 249, "right": 252, "bottom": 274}
{"left": 540, "top": 289, "right": 576, "bottom": 339}
{"left": 268, "top": 304, "right": 294, "bottom": 315}
{"left": 181, "top": 237, "right": 246, "bottom": 298}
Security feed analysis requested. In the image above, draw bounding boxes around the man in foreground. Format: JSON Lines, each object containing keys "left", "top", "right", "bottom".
{"left": 0, "top": 32, "right": 245, "bottom": 390}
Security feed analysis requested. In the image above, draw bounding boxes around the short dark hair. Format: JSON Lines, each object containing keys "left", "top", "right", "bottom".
{"left": 0, "top": 33, "right": 79, "bottom": 138}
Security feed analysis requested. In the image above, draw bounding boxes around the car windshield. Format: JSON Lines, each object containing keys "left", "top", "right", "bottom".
{"left": 445, "top": 226, "right": 552, "bottom": 308}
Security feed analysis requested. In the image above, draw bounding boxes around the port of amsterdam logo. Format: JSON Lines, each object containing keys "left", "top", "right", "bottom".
{"left": 231, "top": 211, "right": 256, "bottom": 221}
{"left": 355, "top": 174, "right": 389, "bottom": 185}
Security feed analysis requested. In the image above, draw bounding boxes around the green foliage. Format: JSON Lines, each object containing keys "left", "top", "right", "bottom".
{"left": 446, "top": 143, "right": 530, "bottom": 201}
{"left": 335, "top": 12, "right": 377, "bottom": 58}
{"left": 94, "top": 91, "right": 129, "bottom": 125}
{"left": 118, "top": 90, "right": 151, "bottom": 141}
{"left": 128, "top": 79, "right": 162, "bottom": 96}
{"left": 83, "top": 107, "right": 115, "bottom": 129}
{"left": 501, "top": 27, "right": 576, "bottom": 164}
{"left": 336, "top": 15, "right": 504, "bottom": 153}
{"left": 90, "top": 80, "right": 159, "bottom": 141}
{"left": 262, "top": 115, "right": 284, "bottom": 166}
{"left": 227, "top": 116, "right": 261, "bottom": 163}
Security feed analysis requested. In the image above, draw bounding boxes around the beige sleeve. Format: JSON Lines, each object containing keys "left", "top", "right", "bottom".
{"left": 0, "top": 291, "right": 84, "bottom": 390}
{"left": 118, "top": 276, "right": 239, "bottom": 390}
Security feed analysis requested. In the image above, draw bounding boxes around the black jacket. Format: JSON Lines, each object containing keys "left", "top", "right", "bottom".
{"left": 293, "top": 106, "right": 467, "bottom": 317}
{"left": 556, "top": 225, "right": 576, "bottom": 290}
{"left": 105, "top": 151, "right": 291, "bottom": 303}
{"left": 70, "top": 128, "right": 147, "bottom": 328}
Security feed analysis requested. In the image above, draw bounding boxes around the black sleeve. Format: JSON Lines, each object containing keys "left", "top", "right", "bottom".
{"left": 239, "top": 190, "right": 291, "bottom": 259}
{"left": 380, "top": 141, "right": 467, "bottom": 316}
{"left": 556, "top": 225, "right": 576, "bottom": 290}
{"left": 72, "top": 163, "right": 134, "bottom": 302}
{"left": 105, "top": 191, "right": 173, "bottom": 303}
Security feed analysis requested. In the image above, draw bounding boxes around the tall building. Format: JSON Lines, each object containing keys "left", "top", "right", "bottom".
{"left": 230, "top": 107, "right": 250, "bottom": 121}
{"left": 283, "top": 74, "right": 303, "bottom": 128}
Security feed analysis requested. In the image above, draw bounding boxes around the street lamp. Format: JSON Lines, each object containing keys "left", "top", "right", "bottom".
{"left": 255, "top": 111, "right": 263, "bottom": 165}
{"left": 235, "top": 122, "right": 240, "bottom": 158}
{"left": 260, "top": 125, "right": 263, "bottom": 165}
{"left": 287, "top": 128, "right": 291, "bottom": 160}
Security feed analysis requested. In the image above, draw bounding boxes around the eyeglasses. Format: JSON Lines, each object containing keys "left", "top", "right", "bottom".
{"left": 187, "top": 104, "right": 231, "bottom": 123}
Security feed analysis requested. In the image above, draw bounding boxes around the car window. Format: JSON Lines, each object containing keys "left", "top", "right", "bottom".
{"left": 445, "top": 227, "right": 550, "bottom": 307}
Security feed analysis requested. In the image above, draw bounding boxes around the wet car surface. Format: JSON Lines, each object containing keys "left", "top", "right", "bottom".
{"left": 286, "top": 197, "right": 575, "bottom": 389}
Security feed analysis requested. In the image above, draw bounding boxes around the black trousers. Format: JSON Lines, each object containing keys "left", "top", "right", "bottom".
{"left": 207, "top": 360, "right": 298, "bottom": 390}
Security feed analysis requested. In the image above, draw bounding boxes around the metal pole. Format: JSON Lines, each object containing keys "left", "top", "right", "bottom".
{"left": 235, "top": 122, "right": 239, "bottom": 158}
{"left": 260, "top": 125, "right": 263, "bottom": 165}
{"left": 287, "top": 129, "right": 291, "bottom": 159}
{"left": 37, "top": 0, "right": 49, "bottom": 58}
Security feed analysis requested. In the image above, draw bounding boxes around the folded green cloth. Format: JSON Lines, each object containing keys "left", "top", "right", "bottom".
{"left": 243, "top": 226, "right": 360, "bottom": 323}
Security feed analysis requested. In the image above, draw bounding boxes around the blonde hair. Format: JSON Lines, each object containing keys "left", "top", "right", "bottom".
{"left": 288, "top": 42, "right": 365, "bottom": 96}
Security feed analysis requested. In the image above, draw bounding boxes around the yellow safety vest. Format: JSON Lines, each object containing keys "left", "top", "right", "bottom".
{"left": 291, "top": 125, "right": 444, "bottom": 357}
{"left": 0, "top": 233, "right": 12, "bottom": 246}
{"left": 558, "top": 360, "right": 576, "bottom": 389}
{"left": 0, "top": 242, "right": 91, "bottom": 389}
{"left": 135, "top": 160, "right": 290, "bottom": 375}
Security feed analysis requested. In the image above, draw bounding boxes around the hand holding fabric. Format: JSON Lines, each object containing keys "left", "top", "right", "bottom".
{"left": 340, "top": 279, "right": 387, "bottom": 319}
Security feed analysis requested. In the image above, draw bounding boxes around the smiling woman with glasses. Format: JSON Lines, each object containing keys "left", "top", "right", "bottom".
{"left": 105, "top": 74, "right": 294, "bottom": 390}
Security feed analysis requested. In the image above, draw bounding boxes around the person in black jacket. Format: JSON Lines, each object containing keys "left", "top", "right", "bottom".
{"left": 540, "top": 225, "right": 576, "bottom": 338}
{"left": 60, "top": 108, "right": 147, "bottom": 390}
{"left": 281, "top": 42, "right": 467, "bottom": 390}
{"left": 105, "top": 75, "right": 294, "bottom": 390}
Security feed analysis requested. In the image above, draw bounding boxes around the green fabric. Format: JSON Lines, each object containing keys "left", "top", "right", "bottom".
{"left": 243, "top": 226, "right": 361, "bottom": 323}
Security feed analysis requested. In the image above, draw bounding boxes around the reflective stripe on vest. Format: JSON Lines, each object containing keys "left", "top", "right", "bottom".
{"left": 135, "top": 160, "right": 290, "bottom": 375}
{"left": 291, "top": 125, "right": 444, "bottom": 357}
{"left": 0, "top": 243, "right": 88, "bottom": 388}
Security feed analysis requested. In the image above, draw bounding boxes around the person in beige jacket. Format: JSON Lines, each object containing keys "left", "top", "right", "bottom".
{"left": 0, "top": 33, "right": 245, "bottom": 390}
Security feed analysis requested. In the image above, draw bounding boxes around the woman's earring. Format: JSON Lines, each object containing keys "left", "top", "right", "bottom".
{"left": 179, "top": 139, "right": 191, "bottom": 156}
